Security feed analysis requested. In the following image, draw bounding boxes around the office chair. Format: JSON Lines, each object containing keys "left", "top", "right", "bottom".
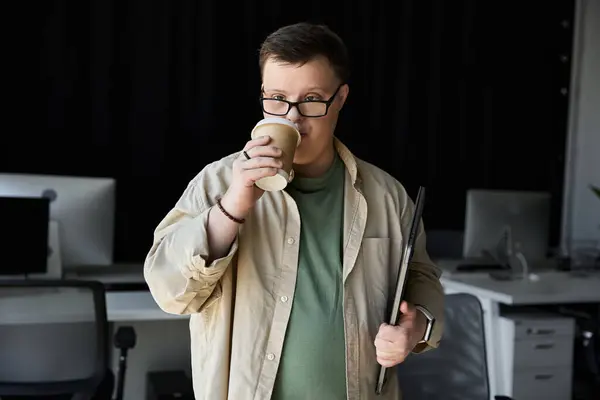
{"left": 0, "top": 279, "right": 109, "bottom": 400}
{"left": 396, "top": 293, "right": 513, "bottom": 400}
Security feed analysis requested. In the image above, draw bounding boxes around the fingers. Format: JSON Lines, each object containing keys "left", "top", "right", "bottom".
{"left": 375, "top": 338, "right": 405, "bottom": 367}
{"left": 376, "top": 323, "right": 399, "bottom": 341}
{"left": 233, "top": 136, "right": 283, "bottom": 187}
{"left": 375, "top": 323, "right": 409, "bottom": 367}
{"left": 241, "top": 134, "right": 283, "bottom": 163}
{"left": 238, "top": 139, "right": 283, "bottom": 174}
{"left": 398, "top": 301, "right": 419, "bottom": 327}
{"left": 239, "top": 167, "right": 279, "bottom": 187}
{"left": 399, "top": 301, "right": 416, "bottom": 316}
{"left": 242, "top": 156, "right": 282, "bottom": 171}
{"left": 374, "top": 336, "right": 396, "bottom": 352}
{"left": 243, "top": 135, "right": 270, "bottom": 150}
{"left": 377, "top": 353, "right": 401, "bottom": 367}
{"left": 244, "top": 145, "right": 282, "bottom": 160}
{"left": 373, "top": 303, "right": 420, "bottom": 368}
{"left": 375, "top": 341, "right": 408, "bottom": 367}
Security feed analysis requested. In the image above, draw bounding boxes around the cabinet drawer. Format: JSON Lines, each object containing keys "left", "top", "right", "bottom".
{"left": 513, "top": 367, "right": 571, "bottom": 400}
{"left": 513, "top": 337, "right": 574, "bottom": 368}
{"left": 513, "top": 317, "right": 574, "bottom": 339}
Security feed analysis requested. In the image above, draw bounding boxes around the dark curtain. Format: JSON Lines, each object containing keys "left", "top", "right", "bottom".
{"left": 4, "top": 0, "right": 574, "bottom": 262}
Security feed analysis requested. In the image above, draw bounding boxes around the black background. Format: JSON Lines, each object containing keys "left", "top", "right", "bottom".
{"left": 3, "top": 0, "right": 575, "bottom": 262}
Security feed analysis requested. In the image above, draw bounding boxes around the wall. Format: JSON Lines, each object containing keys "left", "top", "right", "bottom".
{"left": 562, "top": 0, "right": 600, "bottom": 250}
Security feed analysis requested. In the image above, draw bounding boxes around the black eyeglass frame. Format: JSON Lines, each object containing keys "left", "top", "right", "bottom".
{"left": 259, "top": 83, "right": 344, "bottom": 118}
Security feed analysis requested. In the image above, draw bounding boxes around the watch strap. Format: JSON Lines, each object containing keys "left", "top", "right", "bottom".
{"left": 415, "top": 305, "right": 435, "bottom": 343}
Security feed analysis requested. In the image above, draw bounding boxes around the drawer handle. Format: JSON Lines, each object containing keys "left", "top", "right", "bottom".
{"left": 528, "top": 328, "right": 555, "bottom": 335}
{"left": 534, "top": 374, "right": 554, "bottom": 380}
{"left": 534, "top": 343, "right": 555, "bottom": 350}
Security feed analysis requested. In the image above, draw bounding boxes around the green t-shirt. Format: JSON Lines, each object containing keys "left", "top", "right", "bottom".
{"left": 271, "top": 153, "right": 347, "bottom": 400}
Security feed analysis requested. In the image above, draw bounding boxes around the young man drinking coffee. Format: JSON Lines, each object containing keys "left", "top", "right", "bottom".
{"left": 144, "top": 22, "right": 444, "bottom": 400}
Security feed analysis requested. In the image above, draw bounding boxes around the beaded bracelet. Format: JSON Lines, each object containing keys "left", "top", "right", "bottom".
{"left": 216, "top": 196, "right": 245, "bottom": 224}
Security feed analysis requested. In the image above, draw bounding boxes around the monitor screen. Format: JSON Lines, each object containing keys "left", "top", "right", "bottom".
{"left": 0, "top": 174, "right": 115, "bottom": 267}
{"left": 463, "top": 189, "right": 551, "bottom": 262}
{"left": 0, "top": 196, "right": 49, "bottom": 275}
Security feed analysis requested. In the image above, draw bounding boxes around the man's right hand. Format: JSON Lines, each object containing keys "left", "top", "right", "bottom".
{"left": 220, "top": 135, "right": 283, "bottom": 220}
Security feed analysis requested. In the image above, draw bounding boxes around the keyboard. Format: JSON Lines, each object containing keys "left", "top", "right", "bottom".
{"left": 455, "top": 263, "right": 509, "bottom": 272}
{"left": 103, "top": 282, "right": 149, "bottom": 292}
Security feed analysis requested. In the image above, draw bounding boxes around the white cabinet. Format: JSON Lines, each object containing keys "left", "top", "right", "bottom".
{"left": 498, "top": 311, "right": 575, "bottom": 400}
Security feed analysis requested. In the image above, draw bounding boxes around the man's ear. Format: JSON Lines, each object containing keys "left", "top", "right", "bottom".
{"left": 338, "top": 84, "right": 350, "bottom": 109}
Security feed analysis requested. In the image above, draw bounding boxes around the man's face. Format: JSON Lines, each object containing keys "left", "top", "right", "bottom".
{"left": 261, "top": 56, "right": 349, "bottom": 168}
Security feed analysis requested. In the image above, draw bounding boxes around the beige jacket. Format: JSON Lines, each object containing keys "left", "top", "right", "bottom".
{"left": 144, "top": 138, "right": 444, "bottom": 400}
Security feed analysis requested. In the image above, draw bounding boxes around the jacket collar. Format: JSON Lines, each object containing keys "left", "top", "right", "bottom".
{"left": 334, "top": 137, "right": 362, "bottom": 188}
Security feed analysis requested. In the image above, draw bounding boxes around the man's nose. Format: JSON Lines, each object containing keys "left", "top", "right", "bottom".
{"left": 286, "top": 105, "right": 303, "bottom": 124}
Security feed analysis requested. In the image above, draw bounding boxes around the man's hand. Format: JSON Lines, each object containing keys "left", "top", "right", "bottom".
{"left": 374, "top": 301, "right": 427, "bottom": 367}
{"left": 221, "top": 135, "right": 283, "bottom": 220}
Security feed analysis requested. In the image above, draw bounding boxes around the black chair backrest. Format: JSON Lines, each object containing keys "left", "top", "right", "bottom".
{"left": 396, "top": 293, "right": 490, "bottom": 400}
{"left": 0, "top": 279, "right": 108, "bottom": 399}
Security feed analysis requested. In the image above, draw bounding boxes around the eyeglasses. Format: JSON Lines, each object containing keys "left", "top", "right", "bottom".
{"left": 260, "top": 84, "right": 344, "bottom": 118}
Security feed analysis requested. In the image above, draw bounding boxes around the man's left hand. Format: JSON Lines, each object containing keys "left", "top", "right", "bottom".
{"left": 374, "top": 301, "right": 427, "bottom": 367}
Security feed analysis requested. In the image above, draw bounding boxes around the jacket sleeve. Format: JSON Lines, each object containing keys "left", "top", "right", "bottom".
{"left": 400, "top": 194, "right": 445, "bottom": 353}
{"left": 144, "top": 171, "right": 238, "bottom": 315}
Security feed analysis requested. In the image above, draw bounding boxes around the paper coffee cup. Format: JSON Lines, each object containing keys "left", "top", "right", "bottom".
{"left": 250, "top": 117, "right": 301, "bottom": 191}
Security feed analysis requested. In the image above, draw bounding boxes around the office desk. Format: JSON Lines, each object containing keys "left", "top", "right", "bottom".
{"left": 441, "top": 271, "right": 600, "bottom": 399}
{"left": 65, "top": 267, "right": 190, "bottom": 321}
{"left": 442, "top": 270, "right": 600, "bottom": 305}
{"left": 106, "top": 291, "right": 188, "bottom": 322}
{"left": 0, "top": 288, "right": 186, "bottom": 325}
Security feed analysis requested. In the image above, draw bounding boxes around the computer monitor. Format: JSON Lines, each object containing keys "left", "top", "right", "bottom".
{"left": 0, "top": 173, "right": 116, "bottom": 267}
{"left": 463, "top": 189, "right": 551, "bottom": 263}
{"left": 0, "top": 196, "right": 50, "bottom": 275}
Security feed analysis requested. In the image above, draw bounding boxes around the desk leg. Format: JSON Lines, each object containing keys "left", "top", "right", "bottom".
{"left": 478, "top": 297, "right": 509, "bottom": 399}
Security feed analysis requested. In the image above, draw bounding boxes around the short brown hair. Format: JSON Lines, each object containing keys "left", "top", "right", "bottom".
{"left": 259, "top": 22, "right": 350, "bottom": 83}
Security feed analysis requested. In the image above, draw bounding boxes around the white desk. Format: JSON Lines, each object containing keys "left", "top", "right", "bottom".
{"left": 66, "top": 267, "right": 188, "bottom": 321}
{"left": 0, "top": 290, "right": 185, "bottom": 326}
{"left": 63, "top": 265, "right": 184, "bottom": 321}
{"left": 1, "top": 284, "right": 185, "bottom": 325}
{"left": 106, "top": 291, "right": 187, "bottom": 322}
{"left": 441, "top": 270, "right": 600, "bottom": 399}
{"left": 64, "top": 264, "right": 149, "bottom": 285}
{"left": 442, "top": 270, "right": 600, "bottom": 305}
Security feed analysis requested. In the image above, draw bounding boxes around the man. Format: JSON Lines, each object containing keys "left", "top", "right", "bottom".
{"left": 144, "top": 22, "right": 444, "bottom": 400}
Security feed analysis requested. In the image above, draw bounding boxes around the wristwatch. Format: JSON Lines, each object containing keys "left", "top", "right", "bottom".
{"left": 415, "top": 305, "right": 435, "bottom": 343}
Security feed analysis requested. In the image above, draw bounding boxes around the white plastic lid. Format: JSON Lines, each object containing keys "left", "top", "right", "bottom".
{"left": 255, "top": 169, "right": 290, "bottom": 191}
{"left": 251, "top": 117, "right": 301, "bottom": 146}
